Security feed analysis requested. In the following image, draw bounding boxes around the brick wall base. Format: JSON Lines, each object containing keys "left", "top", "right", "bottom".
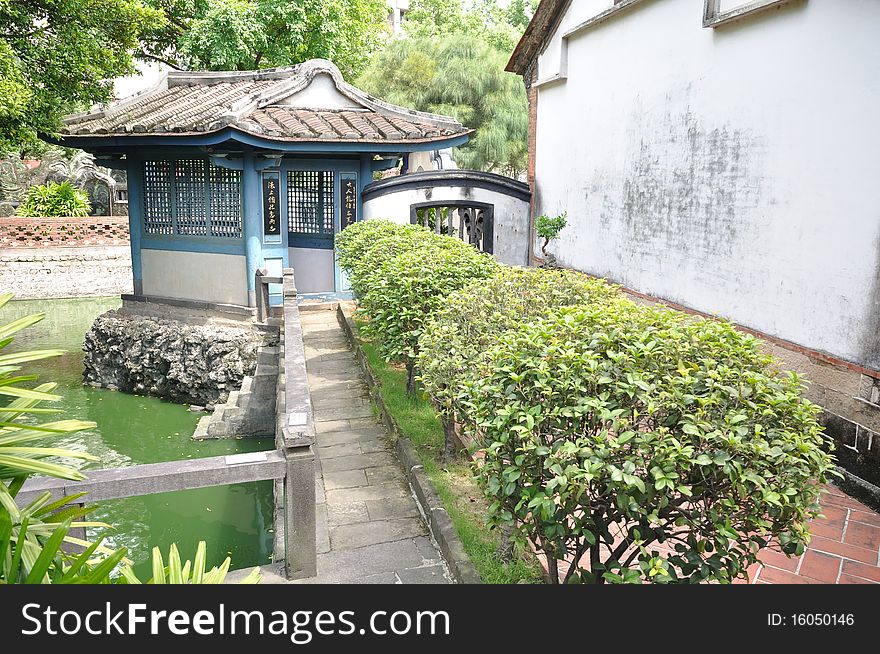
{"left": 0, "top": 246, "right": 133, "bottom": 299}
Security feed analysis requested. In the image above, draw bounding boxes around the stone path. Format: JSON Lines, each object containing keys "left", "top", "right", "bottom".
{"left": 293, "top": 307, "right": 450, "bottom": 584}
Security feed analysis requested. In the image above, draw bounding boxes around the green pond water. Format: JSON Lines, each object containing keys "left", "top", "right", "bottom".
{"left": 4, "top": 297, "right": 275, "bottom": 579}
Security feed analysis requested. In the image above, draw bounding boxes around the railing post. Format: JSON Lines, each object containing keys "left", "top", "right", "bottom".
{"left": 282, "top": 439, "right": 316, "bottom": 579}
{"left": 255, "top": 267, "right": 269, "bottom": 323}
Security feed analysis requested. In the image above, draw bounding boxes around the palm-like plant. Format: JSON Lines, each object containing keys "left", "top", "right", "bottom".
{"left": 0, "top": 292, "right": 128, "bottom": 583}
{"left": 0, "top": 293, "right": 261, "bottom": 584}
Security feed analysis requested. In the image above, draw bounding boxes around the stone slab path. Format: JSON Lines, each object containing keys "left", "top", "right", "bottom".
{"left": 293, "top": 307, "right": 450, "bottom": 584}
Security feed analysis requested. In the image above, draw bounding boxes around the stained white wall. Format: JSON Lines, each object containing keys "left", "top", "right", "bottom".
{"left": 363, "top": 185, "right": 531, "bottom": 266}
{"left": 141, "top": 249, "right": 248, "bottom": 306}
{"left": 533, "top": 0, "right": 880, "bottom": 369}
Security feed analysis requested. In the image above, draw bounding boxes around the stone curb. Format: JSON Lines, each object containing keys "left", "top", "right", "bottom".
{"left": 336, "top": 304, "right": 482, "bottom": 584}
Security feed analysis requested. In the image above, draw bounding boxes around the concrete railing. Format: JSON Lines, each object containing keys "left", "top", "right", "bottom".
{"left": 18, "top": 267, "right": 319, "bottom": 580}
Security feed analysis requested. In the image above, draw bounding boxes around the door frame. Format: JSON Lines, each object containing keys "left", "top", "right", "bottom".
{"left": 281, "top": 158, "right": 360, "bottom": 293}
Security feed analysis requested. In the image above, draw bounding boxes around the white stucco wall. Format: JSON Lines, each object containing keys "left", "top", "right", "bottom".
{"left": 533, "top": 0, "right": 880, "bottom": 369}
{"left": 141, "top": 249, "right": 248, "bottom": 306}
{"left": 363, "top": 185, "right": 531, "bottom": 266}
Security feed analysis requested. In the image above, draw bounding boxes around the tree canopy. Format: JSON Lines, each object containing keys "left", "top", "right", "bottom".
{"left": 356, "top": 0, "right": 533, "bottom": 176}
{"left": 138, "top": 0, "right": 388, "bottom": 77}
{"left": 0, "top": 0, "right": 161, "bottom": 155}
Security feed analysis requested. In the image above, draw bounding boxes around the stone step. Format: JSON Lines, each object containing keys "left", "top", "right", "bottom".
{"left": 206, "top": 420, "right": 231, "bottom": 438}
{"left": 239, "top": 375, "right": 253, "bottom": 396}
{"left": 192, "top": 415, "right": 212, "bottom": 440}
{"left": 234, "top": 390, "right": 252, "bottom": 409}
{"left": 225, "top": 390, "right": 240, "bottom": 409}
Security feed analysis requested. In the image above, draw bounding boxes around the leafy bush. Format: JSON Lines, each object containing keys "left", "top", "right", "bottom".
{"left": 359, "top": 235, "right": 500, "bottom": 394}
{"left": 418, "top": 267, "right": 622, "bottom": 459}
{"left": 16, "top": 181, "right": 91, "bottom": 217}
{"left": 462, "top": 299, "right": 835, "bottom": 584}
{"left": 336, "top": 220, "right": 434, "bottom": 297}
{"left": 119, "top": 541, "right": 260, "bottom": 585}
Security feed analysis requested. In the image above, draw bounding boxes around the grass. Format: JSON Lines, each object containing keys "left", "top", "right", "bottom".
{"left": 353, "top": 316, "right": 543, "bottom": 584}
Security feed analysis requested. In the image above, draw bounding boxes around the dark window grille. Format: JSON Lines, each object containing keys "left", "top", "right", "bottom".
{"left": 175, "top": 159, "right": 207, "bottom": 236}
{"left": 411, "top": 203, "right": 494, "bottom": 254}
{"left": 209, "top": 165, "right": 242, "bottom": 238}
{"left": 141, "top": 159, "right": 242, "bottom": 238}
{"left": 287, "top": 170, "right": 334, "bottom": 236}
{"left": 143, "top": 160, "right": 173, "bottom": 235}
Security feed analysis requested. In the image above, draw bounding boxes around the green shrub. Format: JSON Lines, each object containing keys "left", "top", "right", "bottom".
{"left": 462, "top": 300, "right": 835, "bottom": 584}
{"left": 16, "top": 181, "right": 91, "bottom": 217}
{"left": 418, "top": 267, "right": 622, "bottom": 459}
{"left": 336, "top": 220, "right": 440, "bottom": 298}
{"left": 359, "top": 237, "right": 500, "bottom": 394}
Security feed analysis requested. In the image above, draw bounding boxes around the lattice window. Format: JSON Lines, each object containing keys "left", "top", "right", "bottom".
{"left": 142, "top": 159, "right": 242, "bottom": 239}
{"left": 287, "top": 170, "right": 334, "bottom": 236}
{"left": 209, "top": 165, "right": 242, "bottom": 238}
{"left": 143, "top": 160, "right": 173, "bottom": 235}
{"left": 175, "top": 159, "right": 208, "bottom": 236}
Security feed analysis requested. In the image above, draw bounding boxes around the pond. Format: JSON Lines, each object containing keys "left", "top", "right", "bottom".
{"left": 4, "top": 297, "right": 275, "bottom": 580}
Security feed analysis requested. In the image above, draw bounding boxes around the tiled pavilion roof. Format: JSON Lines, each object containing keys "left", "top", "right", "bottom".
{"left": 61, "top": 60, "right": 470, "bottom": 145}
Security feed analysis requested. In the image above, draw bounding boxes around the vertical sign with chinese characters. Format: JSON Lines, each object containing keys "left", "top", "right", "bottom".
{"left": 341, "top": 175, "right": 357, "bottom": 231}
{"left": 262, "top": 171, "right": 281, "bottom": 242}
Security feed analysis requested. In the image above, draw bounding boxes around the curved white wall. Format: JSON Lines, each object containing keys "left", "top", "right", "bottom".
{"left": 363, "top": 184, "right": 530, "bottom": 266}
{"left": 533, "top": 0, "right": 880, "bottom": 369}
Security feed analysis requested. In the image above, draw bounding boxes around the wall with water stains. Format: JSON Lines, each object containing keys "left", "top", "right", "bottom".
{"left": 532, "top": 0, "right": 880, "bottom": 372}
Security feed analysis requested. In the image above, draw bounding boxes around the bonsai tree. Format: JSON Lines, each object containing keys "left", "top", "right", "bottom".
{"left": 462, "top": 299, "right": 836, "bottom": 583}
{"left": 16, "top": 180, "right": 91, "bottom": 217}
{"left": 535, "top": 212, "right": 567, "bottom": 266}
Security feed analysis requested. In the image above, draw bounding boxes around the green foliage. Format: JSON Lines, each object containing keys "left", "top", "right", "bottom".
{"left": 404, "top": 0, "right": 535, "bottom": 53}
{"left": 419, "top": 267, "right": 621, "bottom": 426}
{"left": 461, "top": 299, "right": 836, "bottom": 583}
{"left": 359, "top": 235, "right": 501, "bottom": 375}
{"left": 16, "top": 181, "right": 91, "bottom": 218}
{"left": 0, "top": 0, "right": 162, "bottom": 155}
{"left": 139, "top": 0, "right": 388, "bottom": 78}
{"left": 357, "top": 28, "right": 528, "bottom": 175}
{"left": 119, "top": 541, "right": 261, "bottom": 584}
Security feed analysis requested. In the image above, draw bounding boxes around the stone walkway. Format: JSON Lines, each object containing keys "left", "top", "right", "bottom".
{"left": 293, "top": 307, "right": 450, "bottom": 584}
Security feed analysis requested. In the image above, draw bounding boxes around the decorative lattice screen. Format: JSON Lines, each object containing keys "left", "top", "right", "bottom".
{"left": 143, "top": 160, "right": 173, "bottom": 235}
{"left": 209, "top": 165, "right": 242, "bottom": 238}
{"left": 287, "top": 170, "right": 334, "bottom": 236}
{"left": 142, "top": 159, "right": 242, "bottom": 238}
{"left": 175, "top": 159, "right": 207, "bottom": 236}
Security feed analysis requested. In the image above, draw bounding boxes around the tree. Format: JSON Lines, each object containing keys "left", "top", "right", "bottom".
{"left": 138, "top": 0, "right": 388, "bottom": 78}
{"left": 0, "top": 0, "right": 162, "bottom": 155}
{"left": 357, "top": 34, "right": 528, "bottom": 176}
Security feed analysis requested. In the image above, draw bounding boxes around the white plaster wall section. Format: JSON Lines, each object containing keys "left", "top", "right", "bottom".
{"left": 533, "top": 0, "right": 880, "bottom": 367}
{"left": 362, "top": 186, "right": 530, "bottom": 266}
{"left": 277, "top": 73, "right": 363, "bottom": 110}
{"left": 141, "top": 249, "right": 248, "bottom": 305}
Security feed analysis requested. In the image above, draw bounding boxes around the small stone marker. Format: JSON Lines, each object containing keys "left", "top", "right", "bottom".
{"left": 288, "top": 412, "right": 308, "bottom": 426}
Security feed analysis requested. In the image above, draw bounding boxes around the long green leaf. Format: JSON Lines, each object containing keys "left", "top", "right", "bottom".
{"left": 0, "top": 293, "right": 13, "bottom": 310}
{"left": 0, "top": 314, "right": 45, "bottom": 342}
{"left": 151, "top": 547, "right": 166, "bottom": 584}
{"left": 25, "top": 519, "right": 71, "bottom": 584}
{"left": 0, "top": 350, "right": 66, "bottom": 367}
{"left": 0, "top": 386, "right": 61, "bottom": 401}
{"left": 60, "top": 533, "right": 107, "bottom": 582}
{"left": 0, "top": 455, "right": 87, "bottom": 481}
{"left": 9, "top": 515, "right": 28, "bottom": 583}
